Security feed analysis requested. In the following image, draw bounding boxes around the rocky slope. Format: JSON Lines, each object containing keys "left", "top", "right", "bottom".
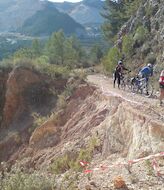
{"left": 117, "top": 0, "right": 164, "bottom": 74}
{"left": 0, "top": 66, "right": 67, "bottom": 162}
{"left": 0, "top": 68, "right": 163, "bottom": 189}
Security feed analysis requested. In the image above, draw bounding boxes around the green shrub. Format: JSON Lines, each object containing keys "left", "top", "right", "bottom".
{"left": 0, "top": 167, "right": 56, "bottom": 190}
{"left": 146, "top": 53, "right": 156, "bottom": 64}
{"left": 0, "top": 59, "right": 13, "bottom": 69}
{"left": 35, "top": 55, "right": 49, "bottom": 65}
{"left": 29, "top": 112, "right": 49, "bottom": 133}
{"left": 122, "top": 34, "right": 134, "bottom": 57}
{"left": 33, "top": 61, "right": 70, "bottom": 79}
{"left": 145, "top": 160, "right": 153, "bottom": 176}
{"left": 50, "top": 154, "right": 72, "bottom": 174}
{"left": 141, "top": 43, "right": 151, "bottom": 56}
{"left": 50, "top": 137, "right": 100, "bottom": 174}
{"left": 56, "top": 73, "right": 86, "bottom": 110}
{"left": 60, "top": 172, "right": 80, "bottom": 190}
{"left": 102, "top": 47, "right": 121, "bottom": 74}
{"left": 1, "top": 56, "right": 70, "bottom": 80}
{"left": 133, "top": 26, "right": 149, "bottom": 46}
{"left": 155, "top": 21, "right": 159, "bottom": 31}
{"left": 56, "top": 94, "right": 67, "bottom": 110}
{"left": 74, "top": 69, "right": 87, "bottom": 81}
{"left": 145, "top": 3, "right": 153, "bottom": 17}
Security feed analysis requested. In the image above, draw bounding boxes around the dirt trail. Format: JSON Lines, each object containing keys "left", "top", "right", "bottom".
{"left": 87, "top": 74, "right": 164, "bottom": 122}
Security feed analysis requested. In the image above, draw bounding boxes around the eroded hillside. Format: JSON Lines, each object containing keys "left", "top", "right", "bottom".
{"left": 0, "top": 67, "right": 163, "bottom": 190}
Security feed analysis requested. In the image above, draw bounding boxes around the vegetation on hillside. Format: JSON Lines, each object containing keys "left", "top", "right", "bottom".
{"left": 0, "top": 166, "right": 56, "bottom": 190}
{"left": 101, "top": 0, "right": 163, "bottom": 77}
{"left": 0, "top": 29, "right": 105, "bottom": 71}
{"left": 101, "top": 0, "right": 142, "bottom": 41}
{"left": 0, "top": 31, "right": 87, "bottom": 76}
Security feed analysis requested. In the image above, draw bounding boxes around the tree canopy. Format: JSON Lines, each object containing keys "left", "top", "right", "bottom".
{"left": 101, "top": 0, "right": 142, "bottom": 41}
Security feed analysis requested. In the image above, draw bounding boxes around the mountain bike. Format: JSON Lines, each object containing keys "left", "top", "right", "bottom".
{"left": 120, "top": 71, "right": 132, "bottom": 91}
{"left": 130, "top": 76, "right": 154, "bottom": 97}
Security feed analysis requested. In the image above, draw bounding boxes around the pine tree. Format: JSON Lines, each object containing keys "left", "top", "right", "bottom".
{"left": 101, "top": 0, "right": 142, "bottom": 41}
{"left": 45, "top": 30, "right": 65, "bottom": 64}
{"left": 90, "top": 44, "right": 103, "bottom": 64}
{"left": 64, "top": 35, "right": 84, "bottom": 68}
{"left": 31, "top": 39, "right": 41, "bottom": 58}
{"left": 101, "top": 0, "right": 127, "bottom": 40}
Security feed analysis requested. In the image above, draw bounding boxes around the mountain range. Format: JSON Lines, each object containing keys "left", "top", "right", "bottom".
{"left": 53, "top": 0, "right": 104, "bottom": 25}
{"left": 19, "top": 2, "right": 84, "bottom": 36}
{"left": 0, "top": 0, "right": 104, "bottom": 37}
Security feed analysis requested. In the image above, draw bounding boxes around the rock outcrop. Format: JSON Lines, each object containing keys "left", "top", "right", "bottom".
{"left": 2, "top": 67, "right": 41, "bottom": 128}
{"left": 0, "top": 66, "right": 67, "bottom": 162}
{"left": 117, "top": 0, "right": 164, "bottom": 73}
{"left": 0, "top": 68, "right": 10, "bottom": 126}
{"left": 29, "top": 120, "right": 61, "bottom": 149}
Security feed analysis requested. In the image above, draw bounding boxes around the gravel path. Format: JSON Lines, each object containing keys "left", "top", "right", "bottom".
{"left": 87, "top": 74, "right": 164, "bottom": 122}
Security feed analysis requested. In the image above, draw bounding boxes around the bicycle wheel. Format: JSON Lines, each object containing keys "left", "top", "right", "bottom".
{"left": 120, "top": 80, "right": 126, "bottom": 90}
{"left": 142, "top": 83, "right": 154, "bottom": 97}
{"left": 131, "top": 84, "right": 139, "bottom": 93}
{"left": 126, "top": 78, "right": 133, "bottom": 91}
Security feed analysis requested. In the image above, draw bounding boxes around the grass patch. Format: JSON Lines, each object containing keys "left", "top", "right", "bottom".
{"left": 145, "top": 160, "right": 154, "bottom": 176}
{"left": 29, "top": 112, "right": 49, "bottom": 133}
{"left": 50, "top": 136, "right": 100, "bottom": 174}
{"left": 0, "top": 167, "right": 56, "bottom": 190}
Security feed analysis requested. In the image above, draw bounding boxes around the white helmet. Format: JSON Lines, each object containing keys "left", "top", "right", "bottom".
{"left": 118, "top": 60, "right": 123, "bottom": 65}
{"left": 147, "top": 63, "right": 152, "bottom": 68}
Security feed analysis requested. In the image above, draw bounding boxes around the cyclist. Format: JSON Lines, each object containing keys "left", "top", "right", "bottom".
{"left": 113, "top": 60, "right": 129, "bottom": 88}
{"left": 138, "top": 63, "right": 153, "bottom": 94}
{"left": 159, "top": 70, "right": 164, "bottom": 106}
{"left": 139, "top": 63, "right": 153, "bottom": 80}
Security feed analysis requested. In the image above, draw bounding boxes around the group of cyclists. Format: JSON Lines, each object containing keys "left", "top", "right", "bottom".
{"left": 113, "top": 59, "right": 164, "bottom": 106}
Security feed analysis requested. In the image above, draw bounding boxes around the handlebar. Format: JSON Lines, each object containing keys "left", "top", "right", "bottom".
{"left": 122, "top": 70, "right": 131, "bottom": 75}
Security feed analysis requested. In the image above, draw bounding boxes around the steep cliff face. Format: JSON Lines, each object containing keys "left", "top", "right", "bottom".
{"left": 102, "top": 97, "right": 164, "bottom": 159}
{"left": 0, "top": 66, "right": 67, "bottom": 162}
{"left": 0, "top": 73, "right": 163, "bottom": 189}
{"left": 117, "top": 0, "right": 164, "bottom": 72}
{"left": 2, "top": 67, "right": 40, "bottom": 128}
{"left": 1, "top": 66, "right": 65, "bottom": 129}
{"left": 0, "top": 68, "right": 10, "bottom": 126}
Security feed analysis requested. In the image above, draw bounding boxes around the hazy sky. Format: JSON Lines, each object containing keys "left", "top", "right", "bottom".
{"left": 48, "top": 0, "right": 82, "bottom": 2}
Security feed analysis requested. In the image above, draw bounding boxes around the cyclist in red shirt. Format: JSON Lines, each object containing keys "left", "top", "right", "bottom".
{"left": 159, "top": 70, "right": 164, "bottom": 106}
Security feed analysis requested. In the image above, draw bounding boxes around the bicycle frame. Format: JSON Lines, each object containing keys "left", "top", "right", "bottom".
{"left": 131, "top": 76, "right": 153, "bottom": 96}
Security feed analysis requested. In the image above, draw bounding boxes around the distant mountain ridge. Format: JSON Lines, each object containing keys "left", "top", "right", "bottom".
{"left": 53, "top": 0, "right": 104, "bottom": 25}
{"left": 0, "top": 0, "right": 85, "bottom": 36}
{"left": 19, "top": 2, "right": 85, "bottom": 36}
{"left": 0, "top": 0, "right": 43, "bottom": 31}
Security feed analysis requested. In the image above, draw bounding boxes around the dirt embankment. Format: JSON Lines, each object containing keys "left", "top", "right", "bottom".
{"left": 0, "top": 66, "right": 67, "bottom": 162}
{"left": 0, "top": 73, "right": 163, "bottom": 190}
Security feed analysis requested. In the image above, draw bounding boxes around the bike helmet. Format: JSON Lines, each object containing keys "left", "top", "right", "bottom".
{"left": 118, "top": 60, "right": 123, "bottom": 65}
{"left": 147, "top": 63, "right": 152, "bottom": 68}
